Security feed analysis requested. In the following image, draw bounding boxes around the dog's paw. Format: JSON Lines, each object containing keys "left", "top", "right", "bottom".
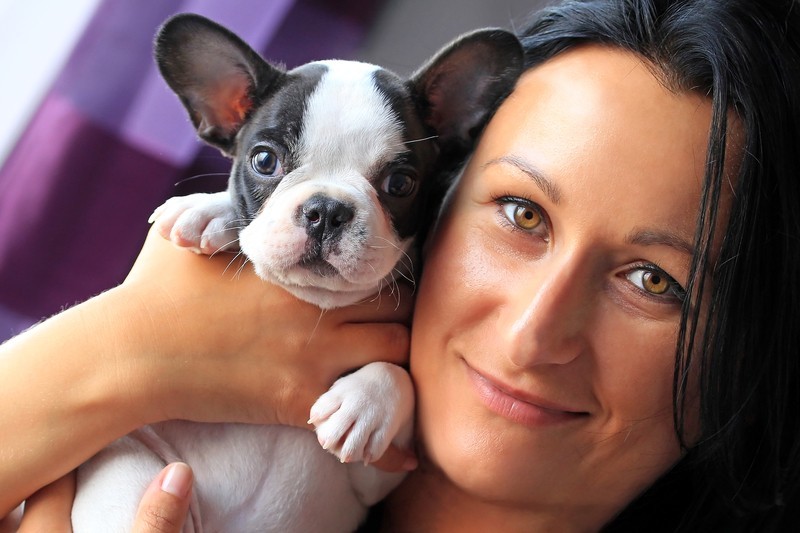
{"left": 149, "top": 191, "right": 240, "bottom": 255}
{"left": 309, "top": 362, "right": 414, "bottom": 465}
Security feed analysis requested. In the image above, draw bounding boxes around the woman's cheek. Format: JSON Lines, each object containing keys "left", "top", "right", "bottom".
{"left": 410, "top": 206, "right": 510, "bottom": 453}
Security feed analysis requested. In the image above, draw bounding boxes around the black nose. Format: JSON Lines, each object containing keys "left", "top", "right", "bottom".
{"left": 300, "top": 195, "right": 355, "bottom": 242}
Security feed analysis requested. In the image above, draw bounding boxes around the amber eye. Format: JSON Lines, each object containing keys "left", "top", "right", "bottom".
{"left": 502, "top": 203, "right": 543, "bottom": 230}
{"left": 625, "top": 267, "right": 686, "bottom": 302}
{"left": 641, "top": 270, "right": 669, "bottom": 295}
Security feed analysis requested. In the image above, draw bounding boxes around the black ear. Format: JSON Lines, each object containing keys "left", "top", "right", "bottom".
{"left": 154, "top": 13, "right": 284, "bottom": 154}
{"left": 410, "top": 28, "right": 524, "bottom": 160}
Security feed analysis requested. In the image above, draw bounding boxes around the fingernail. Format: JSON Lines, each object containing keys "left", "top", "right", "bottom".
{"left": 161, "top": 462, "right": 193, "bottom": 497}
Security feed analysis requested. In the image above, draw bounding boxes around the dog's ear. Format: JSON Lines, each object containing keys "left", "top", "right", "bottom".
{"left": 410, "top": 28, "right": 523, "bottom": 161}
{"left": 155, "top": 13, "right": 283, "bottom": 154}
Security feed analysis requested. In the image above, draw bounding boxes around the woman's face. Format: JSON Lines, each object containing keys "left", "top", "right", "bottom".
{"left": 411, "top": 45, "right": 715, "bottom": 523}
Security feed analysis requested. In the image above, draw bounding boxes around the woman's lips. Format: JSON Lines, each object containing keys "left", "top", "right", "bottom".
{"left": 464, "top": 360, "right": 589, "bottom": 427}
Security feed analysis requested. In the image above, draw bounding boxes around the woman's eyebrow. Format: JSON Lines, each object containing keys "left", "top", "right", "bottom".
{"left": 483, "top": 155, "right": 694, "bottom": 257}
{"left": 483, "top": 155, "right": 563, "bottom": 205}
{"left": 626, "top": 228, "right": 694, "bottom": 257}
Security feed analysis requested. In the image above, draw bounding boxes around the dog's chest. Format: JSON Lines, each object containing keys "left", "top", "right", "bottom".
{"left": 152, "top": 421, "right": 369, "bottom": 531}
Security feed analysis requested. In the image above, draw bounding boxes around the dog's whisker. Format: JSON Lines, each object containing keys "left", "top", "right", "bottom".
{"left": 368, "top": 236, "right": 414, "bottom": 267}
{"left": 367, "top": 248, "right": 414, "bottom": 277}
{"left": 392, "top": 266, "right": 416, "bottom": 287}
{"left": 201, "top": 226, "right": 246, "bottom": 236}
{"left": 386, "top": 272, "right": 403, "bottom": 311}
{"left": 209, "top": 237, "right": 241, "bottom": 258}
{"left": 305, "top": 308, "right": 327, "bottom": 347}
{"left": 173, "top": 172, "right": 230, "bottom": 187}
{"left": 233, "top": 256, "right": 251, "bottom": 280}
{"left": 225, "top": 218, "right": 253, "bottom": 227}
{"left": 402, "top": 134, "right": 438, "bottom": 146}
{"left": 370, "top": 278, "right": 385, "bottom": 305}
{"left": 366, "top": 237, "right": 416, "bottom": 291}
{"left": 222, "top": 251, "right": 247, "bottom": 277}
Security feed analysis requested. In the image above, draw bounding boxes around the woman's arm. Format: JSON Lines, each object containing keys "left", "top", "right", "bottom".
{"left": 0, "top": 228, "right": 412, "bottom": 515}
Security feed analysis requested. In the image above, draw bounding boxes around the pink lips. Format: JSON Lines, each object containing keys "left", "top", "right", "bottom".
{"left": 464, "top": 360, "right": 589, "bottom": 427}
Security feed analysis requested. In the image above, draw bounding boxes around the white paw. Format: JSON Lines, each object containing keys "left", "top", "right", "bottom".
{"left": 309, "top": 362, "right": 414, "bottom": 465}
{"left": 149, "top": 191, "right": 240, "bottom": 255}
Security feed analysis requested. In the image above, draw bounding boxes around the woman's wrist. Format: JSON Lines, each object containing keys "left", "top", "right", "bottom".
{"left": 81, "top": 284, "right": 181, "bottom": 427}
{"left": 0, "top": 287, "right": 158, "bottom": 514}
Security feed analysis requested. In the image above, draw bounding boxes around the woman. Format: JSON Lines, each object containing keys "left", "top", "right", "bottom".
{"left": 390, "top": 0, "right": 800, "bottom": 530}
{"left": 4, "top": 0, "right": 799, "bottom": 531}
{"left": 380, "top": 0, "right": 799, "bottom": 529}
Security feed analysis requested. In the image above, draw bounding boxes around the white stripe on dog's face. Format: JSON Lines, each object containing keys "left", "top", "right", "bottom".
{"left": 298, "top": 60, "right": 406, "bottom": 179}
{"left": 239, "top": 61, "right": 413, "bottom": 309}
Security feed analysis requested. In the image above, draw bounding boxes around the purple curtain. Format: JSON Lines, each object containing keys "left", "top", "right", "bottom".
{"left": 0, "top": 0, "right": 384, "bottom": 341}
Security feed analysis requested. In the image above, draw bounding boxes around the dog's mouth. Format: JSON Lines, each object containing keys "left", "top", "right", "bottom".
{"left": 298, "top": 256, "right": 339, "bottom": 278}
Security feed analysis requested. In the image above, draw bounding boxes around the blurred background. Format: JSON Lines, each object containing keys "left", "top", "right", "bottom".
{"left": 0, "top": 0, "right": 545, "bottom": 341}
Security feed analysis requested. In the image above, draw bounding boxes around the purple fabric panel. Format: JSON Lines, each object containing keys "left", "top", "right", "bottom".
{"left": 0, "top": 93, "right": 178, "bottom": 319}
{"left": 54, "top": 1, "right": 178, "bottom": 131}
{"left": 0, "top": 303, "right": 35, "bottom": 342}
{"left": 57, "top": 0, "right": 296, "bottom": 167}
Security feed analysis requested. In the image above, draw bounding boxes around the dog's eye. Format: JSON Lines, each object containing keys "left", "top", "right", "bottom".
{"left": 381, "top": 172, "right": 416, "bottom": 197}
{"left": 251, "top": 149, "right": 282, "bottom": 176}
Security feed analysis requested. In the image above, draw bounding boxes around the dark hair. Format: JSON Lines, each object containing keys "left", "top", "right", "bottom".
{"left": 519, "top": 1, "right": 800, "bottom": 531}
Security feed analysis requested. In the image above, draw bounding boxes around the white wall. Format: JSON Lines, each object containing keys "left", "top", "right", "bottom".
{"left": 0, "top": 0, "right": 102, "bottom": 166}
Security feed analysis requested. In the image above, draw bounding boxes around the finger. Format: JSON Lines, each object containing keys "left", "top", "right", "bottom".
{"left": 131, "top": 463, "right": 193, "bottom": 533}
{"left": 18, "top": 471, "right": 76, "bottom": 533}
{"left": 370, "top": 444, "right": 418, "bottom": 473}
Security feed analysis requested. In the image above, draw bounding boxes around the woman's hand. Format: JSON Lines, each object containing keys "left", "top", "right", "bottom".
{"left": 118, "top": 226, "right": 414, "bottom": 429}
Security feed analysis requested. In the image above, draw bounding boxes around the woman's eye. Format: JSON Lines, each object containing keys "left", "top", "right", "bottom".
{"left": 251, "top": 148, "right": 282, "bottom": 176}
{"left": 381, "top": 172, "right": 416, "bottom": 197}
{"left": 626, "top": 267, "right": 686, "bottom": 302}
{"left": 501, "top": 201, "right": 543, "bottom": 231}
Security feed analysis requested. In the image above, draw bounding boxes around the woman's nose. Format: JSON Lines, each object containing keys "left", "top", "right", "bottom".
{"left": 500, "top": 255, "right": 592, "bottom": 368}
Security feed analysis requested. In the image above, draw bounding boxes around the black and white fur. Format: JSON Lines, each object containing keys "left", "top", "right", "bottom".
{"left": 71, "top": 14, "right": 522, "bottom": 532}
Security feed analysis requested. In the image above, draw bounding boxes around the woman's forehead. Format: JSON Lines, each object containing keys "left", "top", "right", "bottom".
{"left": 470, "top": 45, "right": 717, "bottom": 239}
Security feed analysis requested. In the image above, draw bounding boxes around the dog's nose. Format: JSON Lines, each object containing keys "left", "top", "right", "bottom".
{"left": 300, "top": 195, "right": 355, "bottom": 242}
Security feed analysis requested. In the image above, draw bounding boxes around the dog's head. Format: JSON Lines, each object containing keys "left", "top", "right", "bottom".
{"left": 155, "top": 14, "right": 522, "bottom": 308}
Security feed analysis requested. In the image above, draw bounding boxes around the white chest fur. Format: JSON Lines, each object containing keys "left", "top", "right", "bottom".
{"left": 72, "top": 361, "right": 413, "bottom": 532}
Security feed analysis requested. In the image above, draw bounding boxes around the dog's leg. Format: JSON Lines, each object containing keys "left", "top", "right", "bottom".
{"left": 149, "top": 191, "right": 239, "bottom": 255}
{"left": 309, "top": 362, "right": 414, "bottom": 506}
{"left": 309, "top": 362, "right": 414, "bottom": 466}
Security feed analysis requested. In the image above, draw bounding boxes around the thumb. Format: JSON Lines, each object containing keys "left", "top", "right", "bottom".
{"left": 132, "top": 463, "right": 193, "bottom": 533}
